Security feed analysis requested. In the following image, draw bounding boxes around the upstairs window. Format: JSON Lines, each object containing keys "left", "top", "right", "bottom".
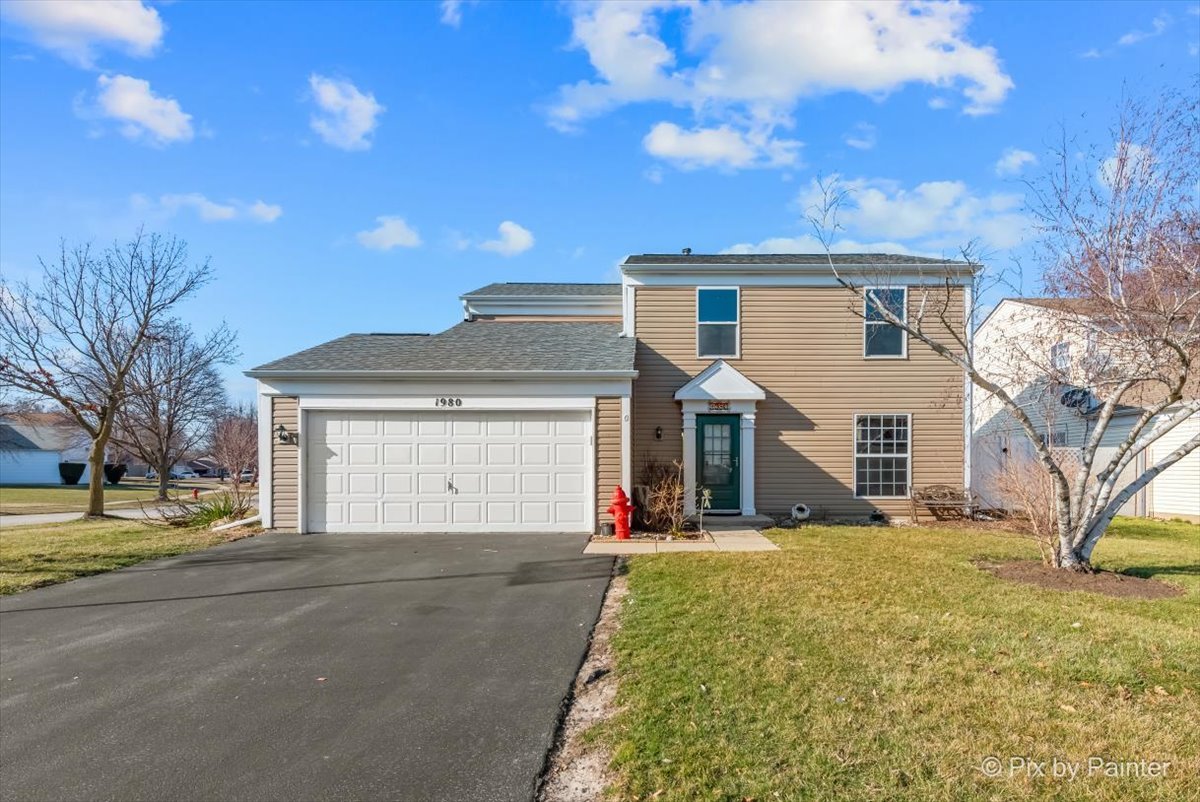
{"left": 1051, "top": 341, "right": 1071, "bottom": 373}
{"left": 864, "top": 287, "right": 907, "bottom": 358}
{"left": 854, "top": 414, "right": 911, "bottom": 498}
{"left": 697, "top": 287, "right": 739, "bottom": 358}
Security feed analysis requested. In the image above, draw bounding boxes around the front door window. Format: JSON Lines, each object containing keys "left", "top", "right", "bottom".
{"left": 697, "top": 414, "right": 740, "bottom": 511}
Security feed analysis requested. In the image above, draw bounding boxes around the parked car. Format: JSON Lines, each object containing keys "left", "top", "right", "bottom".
{"left": 146, "top": 467, "right": 198, "bottom": 480}
{"left": 238, "top": 469, "right": 255, "bottom": 483}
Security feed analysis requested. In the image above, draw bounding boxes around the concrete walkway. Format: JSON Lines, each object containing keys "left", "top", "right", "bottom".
{"left": 584, "top": 527, "right": 779, "bottom": 554}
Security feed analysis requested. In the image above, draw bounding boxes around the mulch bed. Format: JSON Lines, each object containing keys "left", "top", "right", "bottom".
{"left": 976, "top": 559, "right": 1183, "bottom": 600}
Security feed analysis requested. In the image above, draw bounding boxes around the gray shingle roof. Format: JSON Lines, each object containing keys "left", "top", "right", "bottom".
{"left": 461, "top": 282, "right": 621, "bottom": 297}
{"left": 623, "top": 253, "right": 971, "bottom": 266}
{"left": 0, "top": 423, "right": 43, "bottom": 451}
{"left": 249, "top": 321, "right": 635, "bottom": 374}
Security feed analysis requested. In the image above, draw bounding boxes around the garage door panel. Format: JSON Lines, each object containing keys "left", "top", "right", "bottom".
{"left": 452, "top": 472, "right": 481, "bottom": 494}
{"left": 452, "top": 502, "right": 482, "bottom": 524}
{"left": 383, "top": 443, "right": 412, "bottom": 464}
{"left": 418, "top": 443, "right": 448, "bottom": 465}
{"left": 383, "top": 502, "right": 412, "bottom": 524}
{"left": 418, "top": 501, "right": 447, "bottom": 524}
{"left": 487, "top": 443, "right": 516, "bottom": 465}
{"left": 348, "top": 502, "right": 377, "bottom": 524}
{"left": 383, "top": 419, "right": 412, "bottom": 436}
{"left": 487, "top": 473, "right": 516, "bottom": 495}
{"left": 348, "top": 443, "right": 377, "bottom": 466}
{"left": 307, "top": 409, "right": 592, "bottom": 533}
{"left": 348, "top": 473, "right": 377, "bottom": 495}
{"left": 453, "top": 443, "right": 482, "bottom": 465}
{"left": 555, "top": 443, "right": 586, "bottom": 465}
{"left": 556, "top": 501, "right": 585, "bottom": 524}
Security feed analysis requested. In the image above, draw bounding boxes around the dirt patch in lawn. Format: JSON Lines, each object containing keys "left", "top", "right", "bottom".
{"left": 538, "top": 562, "right": 627, "bottom": 801}
{"left": 977, "top": 559, "right": 1184, "bottom": 599}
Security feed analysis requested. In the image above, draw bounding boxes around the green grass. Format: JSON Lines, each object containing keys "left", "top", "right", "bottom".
{"left": 0, "top": 481, "right": 211, "bottom": 515}
{"left": 599, "top": 517, "right": 1200, "bottom": 801}
{"left": 0, "top": 518, "right": 250, "bottom": 594}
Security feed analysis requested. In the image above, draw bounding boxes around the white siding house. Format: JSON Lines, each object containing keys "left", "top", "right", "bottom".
{"left": 972, "top": 299, "right": 1199, "bottom": 523}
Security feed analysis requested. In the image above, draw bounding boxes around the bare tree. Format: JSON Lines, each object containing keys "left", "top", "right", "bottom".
{"left": 210, "top": 403, "right": 258, "bottom": 508}
{"left": 0, "top": 232, "right": 212, "bottom": 516}
{"left": 112, "top": 319, "right": 238, "bottom": 500}
{"left": 808, "top": 87, "right": 1198, "bottom": 571}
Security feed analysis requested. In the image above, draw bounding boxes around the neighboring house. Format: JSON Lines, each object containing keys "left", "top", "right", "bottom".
{"left": 972, "top": 298, "right": 1199, "bottom": 522}
{"left": 0, "top": 414, "right": 92, "bottom": 485}
{"left": 247, "top": 255, "right": 974, "bottom": 533}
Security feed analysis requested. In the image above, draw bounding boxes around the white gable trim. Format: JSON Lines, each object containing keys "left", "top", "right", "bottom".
{"left": 674, "top": 360, "right": 766, "bottom": 402}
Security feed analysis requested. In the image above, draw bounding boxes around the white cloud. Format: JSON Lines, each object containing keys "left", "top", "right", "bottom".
{"left": 643, "top": 166, "right": 664, "bottom": 184}
{"left": 308, "top": 74, "right": 385, "bottom": 151}
{"left": 0, "top": 0, "right": 163, "bottom": 68}
{"left": 1117, "top": 12, "right": 1170, "bottom": 46}
{"left": 1098, "top": 142, "right": 1151, "bottom": 189}
{"left": 440, "top": 0, "right": 477, "bottom": 27}
{"left": 722, "top": 234, "right": 927, "bottom": 257}
{"left": 480, "top": 221, "right": 535, "bottom": 256}
{"left": 133, "top": 193, "right": 283, "bottom": 223}
{"left": 1079, "top": 48, "right": 1104, "bottom": 59}
{"left": 247, "top": 201, "right": 283, "bottom": 223}
{"left": 83, "top": 74, "right": 193, "bottom": 146}
{"left": 357, "top": 216, "right": 422, "bottom": 250}
{"left": 994, "top": 147, "right": 1037, "bottom": 176}
{"left": 549, "top": 1, "right": 1012, "bottom": 169}
{"left": 795, "top": 175, "right": 1030, "bottom": 251}
{"left": 642, "top": 122, "right": 798, "bottom": 170}
{"left": 843, "top": 122, "right": 877, "bottom": 151}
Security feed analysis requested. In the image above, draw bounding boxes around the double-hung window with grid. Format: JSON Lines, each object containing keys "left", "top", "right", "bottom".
{"left": 854, "top": 414, "right": 911, "bottom": 498}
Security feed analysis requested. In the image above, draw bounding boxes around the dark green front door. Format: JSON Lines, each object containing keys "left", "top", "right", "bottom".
{"left": 697, "top": 415, "right": 740, "bottom": 511}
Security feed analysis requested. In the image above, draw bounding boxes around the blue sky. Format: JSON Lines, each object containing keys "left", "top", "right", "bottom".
{"left": 1, "top": 0, "right": 1197, "bottom": 401}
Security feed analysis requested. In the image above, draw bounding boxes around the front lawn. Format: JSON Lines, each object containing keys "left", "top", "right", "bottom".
{"left": 600, "top": 517, "right": 1200, "bottom": 801}
{"left": 0, "top": 481, "right": 212, "bottom": 515}
{"left": 0, "top": 518, "right": 251, "bottom": 595}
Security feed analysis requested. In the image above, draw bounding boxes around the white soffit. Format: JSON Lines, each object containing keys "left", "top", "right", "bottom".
{"left": 674, "top": 360, "right": 766, "bottom": 401}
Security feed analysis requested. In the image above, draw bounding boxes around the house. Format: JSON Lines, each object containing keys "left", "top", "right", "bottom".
{"left": 972, "top": 298, "right": 1199, "bottom": 522}
{"left": 247, "top": 254, "right": 975, "bottom": 533}
{"left": 0, "top": 414, "right": 91, "bottom": 485}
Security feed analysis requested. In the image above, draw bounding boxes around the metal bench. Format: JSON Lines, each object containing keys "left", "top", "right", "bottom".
{"left": 909, "top": 484, "right": 974, "bottom": 523}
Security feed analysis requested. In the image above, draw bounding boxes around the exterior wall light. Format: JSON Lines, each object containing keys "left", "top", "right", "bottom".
{"left": 655, "top": 426, "right": 663, "bottom": 440}
{"left": 276, "top": 424, "right": 291, "bottom": 444}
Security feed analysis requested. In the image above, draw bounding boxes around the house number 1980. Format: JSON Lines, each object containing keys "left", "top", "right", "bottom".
{"left": 435, "top": 397, "right": 463, "bottom": 407}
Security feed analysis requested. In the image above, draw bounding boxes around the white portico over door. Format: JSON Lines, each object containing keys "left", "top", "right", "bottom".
{"left": 674, "top": 360, "right": 766, "bottom": 515}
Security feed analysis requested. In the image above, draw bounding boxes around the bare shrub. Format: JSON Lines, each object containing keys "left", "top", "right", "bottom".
{"left": 638, "top": 458, "right": 686, "bottom": 534}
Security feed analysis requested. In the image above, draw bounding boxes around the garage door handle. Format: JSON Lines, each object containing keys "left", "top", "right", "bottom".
{"left": 447, "top": 480, "right": 458, "bottom": 495}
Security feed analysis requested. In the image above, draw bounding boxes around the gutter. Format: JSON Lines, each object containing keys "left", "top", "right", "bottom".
{"left": 620, "top": 262, "right": 978, "bottom": 277}
{"left": 244, "top": 369, "right": 640, "bottom": 380}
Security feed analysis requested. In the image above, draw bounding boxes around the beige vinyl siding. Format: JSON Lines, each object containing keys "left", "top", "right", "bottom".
{"left": 271, "top": 396, "right": 299, "bottom": 531}
{"left": 632, "top": 285, "right": 965, "bottom": 518}
{"left": 596, "top": 397, "right": 622, "bottom": 527}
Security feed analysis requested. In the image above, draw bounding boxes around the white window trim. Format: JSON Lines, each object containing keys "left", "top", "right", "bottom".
{"left": 853, "top": 412, "right": 913, "bottom": 499}
{"left": 696, "top": 286, "right": 740, "bottom": 359}
{"left": 862, "top": 286, "right": 908, "bottom": 360}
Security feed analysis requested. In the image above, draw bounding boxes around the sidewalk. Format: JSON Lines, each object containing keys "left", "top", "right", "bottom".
{"left": 584, "top": 527, "right": 779, "bottom": 554}
{"left": 0, "top": 491, "right": 257, "bottom": 529}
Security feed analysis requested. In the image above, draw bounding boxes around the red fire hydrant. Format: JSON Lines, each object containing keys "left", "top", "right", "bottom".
{"left": 607, "top": 486, "right": 635, "bottom": 540}
{"left": 192, "top": 488, "right": 199, "bottom": 500}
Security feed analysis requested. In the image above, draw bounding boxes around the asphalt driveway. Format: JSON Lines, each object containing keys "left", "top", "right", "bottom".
{"left": 0, "top": 532, "right": 613, "bottom": 802}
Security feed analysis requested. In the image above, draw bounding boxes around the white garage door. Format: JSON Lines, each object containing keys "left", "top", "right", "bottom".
{"left": 305, "top": 409, "right": 593, "bottom": 533}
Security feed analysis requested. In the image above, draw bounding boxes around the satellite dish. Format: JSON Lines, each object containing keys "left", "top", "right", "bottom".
{"left": 1060, "top": 387, "right": 1098, "bottom": 413}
